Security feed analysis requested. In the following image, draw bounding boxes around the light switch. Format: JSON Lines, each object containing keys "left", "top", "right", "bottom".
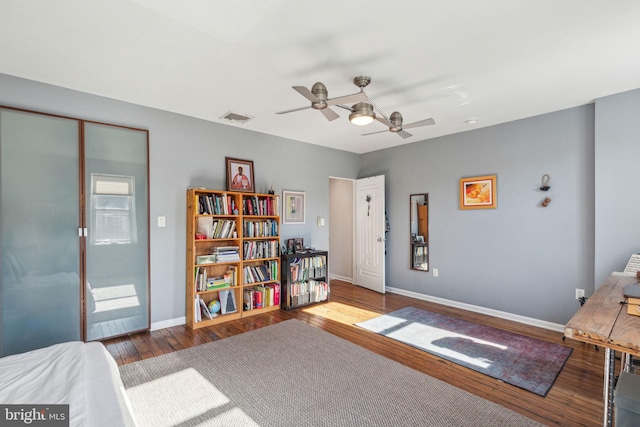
{"left": 317, "top": 217, "right": 325, "bottom": 227}
{"left": 158, "top": 216, "right": 166, "bottom": 227}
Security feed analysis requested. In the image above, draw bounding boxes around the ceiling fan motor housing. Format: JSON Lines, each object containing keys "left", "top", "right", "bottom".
{"left": 311, "top": 82, "right": 328, "bottom": 109}
{"left": 389, "top": 111, "right": 403, "bottom": 132}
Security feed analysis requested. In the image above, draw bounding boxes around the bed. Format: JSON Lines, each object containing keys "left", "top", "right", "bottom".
{"left": 0, "top": 341, "right": 137, "bottom": 427}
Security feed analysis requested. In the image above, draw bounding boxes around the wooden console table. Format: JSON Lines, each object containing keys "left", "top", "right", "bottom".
{"left": 564, "top": 273, "right": 640, "bottom": 427}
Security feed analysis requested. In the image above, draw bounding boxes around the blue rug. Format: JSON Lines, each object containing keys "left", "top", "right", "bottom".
{"left": 355, "top": 306, "right": 572, "bottom": 397}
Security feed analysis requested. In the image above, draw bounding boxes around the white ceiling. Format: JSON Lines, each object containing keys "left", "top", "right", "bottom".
{"left": 2, "top": 1, "right": 640, "bottom": 154}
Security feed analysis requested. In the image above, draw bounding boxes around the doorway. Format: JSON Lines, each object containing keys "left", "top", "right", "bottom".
{"left": 329, "top": 175, "right": 386, "bottom": 293}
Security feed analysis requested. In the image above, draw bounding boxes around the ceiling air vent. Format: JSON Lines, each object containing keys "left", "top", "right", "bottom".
{"left": 220, "top": 111, "right": 253, "bottom": 124}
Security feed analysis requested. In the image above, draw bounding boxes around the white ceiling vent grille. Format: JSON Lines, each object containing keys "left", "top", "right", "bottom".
{"left": 220, "top": 111, "right": 254, "bottom": 124}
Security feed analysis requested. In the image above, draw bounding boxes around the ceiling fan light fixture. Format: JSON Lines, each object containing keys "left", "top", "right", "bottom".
{"left": 349, "top": 102, "right": 375, "bottom": 126}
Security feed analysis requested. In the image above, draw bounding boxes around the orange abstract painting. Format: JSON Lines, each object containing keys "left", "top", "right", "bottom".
{"left": 460, "top": 175, "right": 497, "bottom": 209}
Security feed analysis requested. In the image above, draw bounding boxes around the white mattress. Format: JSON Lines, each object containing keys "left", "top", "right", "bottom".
{"left": 0, "top": 341, "right": 137, "bottom": 427}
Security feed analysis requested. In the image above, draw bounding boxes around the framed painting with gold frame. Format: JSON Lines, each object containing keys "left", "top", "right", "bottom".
{"left": 459, "top": 175, "right": 497, "bottom": 210}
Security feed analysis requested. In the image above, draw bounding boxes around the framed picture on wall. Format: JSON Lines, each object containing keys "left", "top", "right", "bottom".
{"left": 459, "top": 174, "right": 497, "bottom": 210}
{"left": 282, "top": 190, "right": 305, "bottom": 224}
{"left": 226, "top": 157, "right": 255, "bottom": 192}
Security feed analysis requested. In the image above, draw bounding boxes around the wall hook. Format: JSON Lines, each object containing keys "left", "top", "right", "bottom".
{"left": 540, "top": 174, "right": 551, "bottom": 191}
{"left": 541, "top": 197, "right": 551, "bottom": 207}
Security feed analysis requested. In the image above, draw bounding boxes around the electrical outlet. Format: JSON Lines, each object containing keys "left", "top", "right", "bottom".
{"left": 158, "top": 216, "right": 166, "bottom": 227}
{"left": 575, "top": 288, "right": 585, "bottom": 300}
{"left": 433, "top": 268, "right": 439, "bottom": 277}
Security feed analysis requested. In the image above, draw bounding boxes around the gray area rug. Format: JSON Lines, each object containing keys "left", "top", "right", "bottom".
{"left": 120, "top": 319, "right": 543, "bottom": 427}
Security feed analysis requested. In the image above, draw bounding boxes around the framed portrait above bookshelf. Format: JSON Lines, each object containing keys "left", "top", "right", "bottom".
{"left": 226, "top": 157, "right": 255, "bottom": 192}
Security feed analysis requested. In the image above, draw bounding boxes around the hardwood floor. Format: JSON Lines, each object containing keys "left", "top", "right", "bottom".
{"left": 104, "top": 280, "right": 605, "bottom": 426}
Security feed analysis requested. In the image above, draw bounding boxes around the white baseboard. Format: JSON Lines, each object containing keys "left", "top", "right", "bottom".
{"left": 329, "top": 274, "right": 352, "bottom": 283}
{"left": 151, "top": 316, "right": 185, "bottom": 331}
{"left": 385, "top": 286, "right": 565, "bottom": 333}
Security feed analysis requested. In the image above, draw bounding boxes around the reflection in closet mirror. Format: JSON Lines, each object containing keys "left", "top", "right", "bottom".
{"left": 410, "top": 194, "right": 429, "bottom": 271}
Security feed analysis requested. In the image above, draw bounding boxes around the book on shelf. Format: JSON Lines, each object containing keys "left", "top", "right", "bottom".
{"left": 219, "top": 289, "right": 237, "bottom": 314}
{"left": 195, "top": 266, "right": 208, "bottom": 292}
{"left": 198, "top": 295, "right": 213, "bottom": 320}
{"left": 253, "top": 289, "right": 260, "bottom": 309}
{"left": 206, "top": 276, "right": 229, "bottom": 290}
{"left": 194, "top": 295, "right": 202, "bottom": 322}
{"left": 266, "top": 282, "right": 280, "bottom": 306}
{"left": 213, "top": 245, "right": 240, "bottom": 262}
{"left": 197, "top": 216, "right": 214, "bottom": 238}
{"left": 243, "top": 288, "right": 255, "bottom": 311}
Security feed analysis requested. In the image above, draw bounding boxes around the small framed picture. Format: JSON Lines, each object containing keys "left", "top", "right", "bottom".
{"left": 282, "top": 190, "right": 305, "bottom": 224}
{"left": 287, "top": 238, "right": 304, "bottom": 253}
{"left": 219, "top": 289, "right": 237, "bottom": 314}
{"left": 459, "top": 175, "right": 497, "bottom": 210}
{"left": 226, "top": 157, "right": 255, "bottom": 192}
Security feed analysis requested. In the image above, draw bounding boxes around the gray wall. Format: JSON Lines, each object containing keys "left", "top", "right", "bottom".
{"left": 0, "top": 73, "right": 360, "bottom": 324}
{"left": 2, "top": 72, "right": 639, "bottom": 327}
{"left": 361, "top": 106, "right": 595, "bottom": 324}
{"left": 594, "top": 88, "right": 640, "bottom": 285}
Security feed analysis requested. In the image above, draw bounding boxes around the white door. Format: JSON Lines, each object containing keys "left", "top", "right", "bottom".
{"left": 355, "top": 175, "right": 385, "bottom": 293}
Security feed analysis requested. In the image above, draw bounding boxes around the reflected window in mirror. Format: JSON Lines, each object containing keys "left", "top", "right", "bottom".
{"left": 410, "top": 193, "right": 428, "bottom": 271}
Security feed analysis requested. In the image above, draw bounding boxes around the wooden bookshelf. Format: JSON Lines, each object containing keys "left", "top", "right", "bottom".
{"left": 186, "top": 188, "right": 281, "bottom": 329}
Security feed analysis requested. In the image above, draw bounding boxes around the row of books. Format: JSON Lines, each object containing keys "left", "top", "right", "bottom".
{"left": 198, "top": 194, "right": 238, "bottom": 215}
{"left": 194, "top": 265, "right": 238, "bottom": 292}
{"left": 197, "top": 217, "right": 237, "bottom": 239}
{"left": 289, "top": 255, "right": 328, "bottom": 281}
{"left": 243, "top": 260, "right": 278, "bottom": 284}
{"left": 243, "top": 195, "right": 278, "bottom": 216}
{"left": 243, "top": 220, "right": 278, "bottom": 238}
{"left": 288, "top": 280, "right": 329, "bottom": 306}
{"left": 243, "top": 283, "right": 280, "bottom": 311}
{"left": 243, "top": 239, "right": 279, "bottom": 260}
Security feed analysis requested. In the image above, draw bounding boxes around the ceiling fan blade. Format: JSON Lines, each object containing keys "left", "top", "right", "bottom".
{"left": 276, "top": 105, "right": 311, "bottom": 114}
{"left": 361, "top": 129, "right": 389, "bottom": 136}
{"left": 293, "top": 86, "right": 319, "bottom": 103}
{"left": 375, "top": 116, "right": 393, "bottom": 127}
{"left": 398, "top": 130, "right": 413, "bottom": 139}
{"left": 325, "top": 91, "right": 367, "bottom": 107}
{"left": 403, "top": 118, "right": 435, "bottom": 129}
{"left": 320, "top": 107, "right": 340, "bottom": 121}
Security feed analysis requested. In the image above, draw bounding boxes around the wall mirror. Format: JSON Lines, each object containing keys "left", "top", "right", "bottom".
{"left": 410, "top": 193, "right": 429, "bottom": 271}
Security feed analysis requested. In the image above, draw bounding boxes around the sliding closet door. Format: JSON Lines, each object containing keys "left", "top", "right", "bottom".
{"left": 0, "top": 108, "right": 81, "bottom": 357}
{"left": 83, "top": 122, "right": 149, "bottom": 341}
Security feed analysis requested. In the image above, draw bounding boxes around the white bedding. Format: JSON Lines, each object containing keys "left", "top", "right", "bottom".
{"left": 0, "top": 341, "right": 137, "bottom": 427}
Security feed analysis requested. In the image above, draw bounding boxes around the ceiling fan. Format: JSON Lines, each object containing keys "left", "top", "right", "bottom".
{"left": 362, "top": 112, "right": 436, "bottom": 139}
{"left": 275, "top": 80, "right": 367, "bottom": 121}
{"left": 276, "top": 76, "right": 435, "bottom": 138}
